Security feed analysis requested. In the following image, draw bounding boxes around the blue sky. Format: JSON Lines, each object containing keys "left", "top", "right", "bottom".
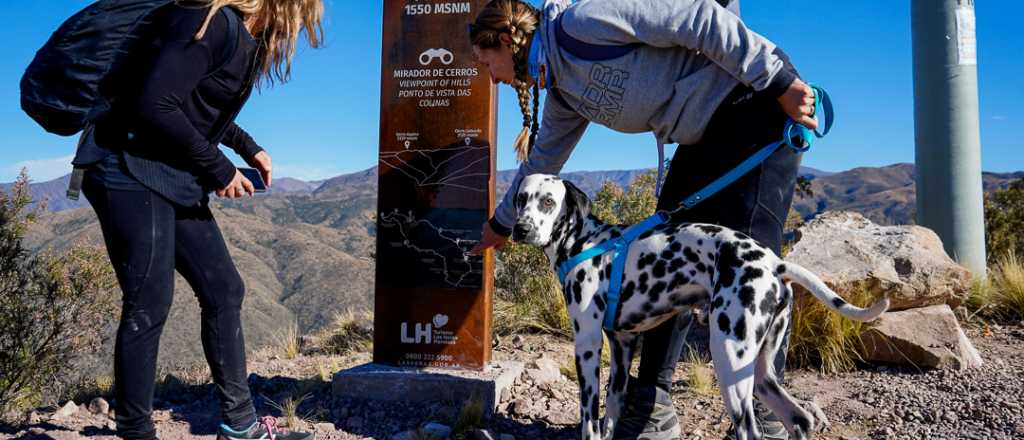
{"left": 0, "top": 0, "right": 1020, "bottom": 182}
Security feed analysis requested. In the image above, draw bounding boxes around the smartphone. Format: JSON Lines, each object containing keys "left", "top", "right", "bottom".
{"left": 238, "top": 167, "right": 267, "bottom": 193}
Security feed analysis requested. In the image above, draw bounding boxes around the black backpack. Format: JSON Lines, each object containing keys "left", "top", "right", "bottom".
{"left": 20, "top": 0, "right": 238, "bottom": 137}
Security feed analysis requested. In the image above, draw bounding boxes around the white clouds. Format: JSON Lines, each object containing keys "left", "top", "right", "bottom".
{"left": 3, "top": 154, "right": 74, "bottom": 183}
{"left": 992, "top": 115, "right": 1008, "bottom": 121}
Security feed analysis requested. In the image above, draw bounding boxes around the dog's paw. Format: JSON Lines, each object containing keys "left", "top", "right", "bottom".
{"left": 803, "top": 400, "right": 830, "bottom": 432}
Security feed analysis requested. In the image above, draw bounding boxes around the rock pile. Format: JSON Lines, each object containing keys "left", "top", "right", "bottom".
{"left": 787, "top": 211, "right": 982, "bottom": 369}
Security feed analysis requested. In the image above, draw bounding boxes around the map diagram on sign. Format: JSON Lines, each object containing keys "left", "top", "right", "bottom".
{"left": 378, "top": 208, "right": 484, "bottom": 289}
{"left": 379, "top": 144, "right": 489, "bottom": 194}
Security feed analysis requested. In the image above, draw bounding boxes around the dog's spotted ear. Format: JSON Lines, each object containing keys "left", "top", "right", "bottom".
{"left": 562, "top": 179, "right": 590, "bottom": 220}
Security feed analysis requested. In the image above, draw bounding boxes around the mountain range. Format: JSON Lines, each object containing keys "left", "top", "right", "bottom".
{"left": 5, "top": 163, "right": 1021, "bottom": 370}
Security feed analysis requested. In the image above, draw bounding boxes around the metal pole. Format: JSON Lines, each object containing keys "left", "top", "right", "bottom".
{"left": 912, "top": 0, "right": 987, "bottom": 273}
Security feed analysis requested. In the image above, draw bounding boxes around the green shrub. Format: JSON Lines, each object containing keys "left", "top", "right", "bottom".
{"left": 591, "top": 170, "right": 658, "bottom": 225}
{"left": 985, "top": 179, "right": 1024, "bottom": 263}
{"left": 0, "top": 171, "right": 116, "bottom": 414}
{"left": 493, "top": 242, "right": 570, "bottom": 337}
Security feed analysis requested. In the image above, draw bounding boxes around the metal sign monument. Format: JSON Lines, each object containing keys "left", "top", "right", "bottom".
{"left": 374, "top": 0, "right": 497, "bottom": 370}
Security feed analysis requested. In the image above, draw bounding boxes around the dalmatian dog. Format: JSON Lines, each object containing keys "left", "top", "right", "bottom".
{"left": 509, "top": 174, "right": 889, "bottom": 440}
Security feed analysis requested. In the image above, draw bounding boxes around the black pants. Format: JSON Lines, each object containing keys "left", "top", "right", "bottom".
{"left": 83, "top": 175, "right": 256, "bottom": 439}
{"left": 635, "top": 85, "right": 801, "bottom": 391}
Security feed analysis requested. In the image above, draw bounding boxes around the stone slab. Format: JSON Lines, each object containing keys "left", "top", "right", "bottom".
{"left": 333, "top": 361, "right": 523, "bottom": 414}
{"left": 860, "top": 304, "right": 983, "bottom": 370}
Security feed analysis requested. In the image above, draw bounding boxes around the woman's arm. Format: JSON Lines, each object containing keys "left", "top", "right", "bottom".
{"left": 222, "top": 122, "right": 273, "bottom": 185}
{"left": 222, "top": 122, "right": 264, "bottom": 164}
{"left": 134, "top": 8, "right": 238, "bottom": 189}
{"left": 490, "top": 92, "right": 590, "bottom": 235}
{"left": 563, "top": 0, "right": 796, "bottom": 96}
{"left": 471, "top": 93, "right": 588, "bottom": 253}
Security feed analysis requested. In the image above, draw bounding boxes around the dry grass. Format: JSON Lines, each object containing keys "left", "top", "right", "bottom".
{"left": 494, "top": 242, "right": 572, "bottom": 338}
{"left": 967, "top": 276, "right": 998, "bottom": 312}
{"left": 964, "top": 251, "right": 1024, "bottom": 322}
{"left": 316, "top": 359, "right": 341, "bottom": 383}
{"left": 93, "top": 375, "right": 114, "bottom": 397}
{"left": 451, "top": 393, "right": 485, "bottom": 439}
{"left": 560, "top": 357, "right": 578, "bottom": 382}
{"left": 493, "top": 274, "right": 572, "bottom": 337}
{"left": 67, "top": 373, "right": 116, "bottom": 405}
{"left": 601, "top": 336, "right": 611, "bottom": 368}
{"left": 273, "top": 321, "right": 302, "bottom": 360}
{"left": 991, "top": 251, "right": 1024, "bottom": 320}
{"left": 682, "top": 346, "right": 716, "bottom": 396}
{"left": 315, "top": 310, "right": 373, "bottom": 355}
{"left": 788, "top": 283, "right": 875, "bottom": 373}
{"left": 266, "top": 393, "right": 312, "bottom": 430}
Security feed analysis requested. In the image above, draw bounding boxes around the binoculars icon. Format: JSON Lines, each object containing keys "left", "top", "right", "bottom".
{"left": 419, "top": 48, "right": 454, "bottom": 66}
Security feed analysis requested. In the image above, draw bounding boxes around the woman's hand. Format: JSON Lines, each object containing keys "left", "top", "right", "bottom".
{"left": 253, "top": 150, "right": 273, "bottom": 187}
{"left": 777, "top": 79, "right": 818, "bottom": 131}
{"left": 216, "top": 170, "right": 255, "bottom": 198}
{"left": 469, "top": 221, "right": 509, "bottom": 256}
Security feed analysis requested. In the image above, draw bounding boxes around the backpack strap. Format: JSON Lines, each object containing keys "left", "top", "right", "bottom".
{"left": 548, "top": 11, "right": 641, "bottom": 117}
{"left": 208, "top": 7, "right": 240, "bottom": 76}
{"left": 554, "top": 15, "right": 640, "bottom": 61}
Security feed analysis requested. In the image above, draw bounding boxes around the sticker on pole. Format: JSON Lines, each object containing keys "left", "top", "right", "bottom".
{"left": 955, "top": 3, "right": 976, "bottom": 66}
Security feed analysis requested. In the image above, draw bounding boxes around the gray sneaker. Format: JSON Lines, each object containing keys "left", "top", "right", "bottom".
{"left": 217, "top": 416, "right": 312, "bottom": 440}
{"left": 610, "top": 385, "right": 681, "bottom": 440}
{"left": 723, "top": 401, "right": 788, "bottom": 440}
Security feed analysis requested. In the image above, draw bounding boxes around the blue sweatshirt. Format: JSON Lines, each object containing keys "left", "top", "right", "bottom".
{"left": 492, "top": 0, "right": 798, "bottom": 231}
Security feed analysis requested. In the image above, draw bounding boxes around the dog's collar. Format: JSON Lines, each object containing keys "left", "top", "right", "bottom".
{"left": 556, "top": 212, "right": 668, "bottom": 330}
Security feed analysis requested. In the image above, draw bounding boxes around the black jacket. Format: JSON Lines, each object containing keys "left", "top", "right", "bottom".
{"left": 77, "top": 4, "right": 262, "bottom": 207}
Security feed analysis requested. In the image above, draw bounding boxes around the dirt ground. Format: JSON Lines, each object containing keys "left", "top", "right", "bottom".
{"left": 3, "top": 323, "right": 1022, "bottom": 440}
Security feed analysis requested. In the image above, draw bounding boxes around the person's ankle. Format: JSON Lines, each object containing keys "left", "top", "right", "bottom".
{"left": 627, "top": 382, "right": 673, "bottom": 405}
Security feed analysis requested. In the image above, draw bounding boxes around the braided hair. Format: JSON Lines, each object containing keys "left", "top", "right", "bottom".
{"left": 469, "top": 0, "right": 541, "bottom": 162}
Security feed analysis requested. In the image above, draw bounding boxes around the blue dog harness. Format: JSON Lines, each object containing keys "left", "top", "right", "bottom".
{"left": 556, "top": 211, "right": 670, "bottom": 330}
{"left": 556, "top": 86, "right": 834, "bottom": 331}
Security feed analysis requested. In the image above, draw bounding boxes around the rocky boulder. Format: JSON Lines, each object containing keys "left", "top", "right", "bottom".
{"left": 786, "top": 211, "right": 972, "bottom": 311}
{"left": 524, "top": 355, "right": 561, "bottom": 385}
{"left": 860, "top": 304, "right": 983, "bottom": 369}
{"left": 50, "top": 401, "right": 79, "bottom": 421}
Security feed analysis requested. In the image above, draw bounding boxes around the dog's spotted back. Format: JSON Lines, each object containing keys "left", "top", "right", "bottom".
{"left": 511, "top": 174, "right": 888, "bottom": 440}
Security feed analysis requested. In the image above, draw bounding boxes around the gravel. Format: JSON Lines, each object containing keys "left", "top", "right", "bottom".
{"left": 3, "top": 325, "right": 1022, "bottom": 440}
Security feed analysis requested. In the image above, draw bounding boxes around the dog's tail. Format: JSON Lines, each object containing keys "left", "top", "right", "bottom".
{"left": 779, "top": 262, "right": 889, "bottom": 322}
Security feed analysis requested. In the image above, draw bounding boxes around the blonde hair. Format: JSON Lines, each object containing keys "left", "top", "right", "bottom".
{"left": 188, "top": 0, "right": 324, "bottom": 86}
{"left": 470, "top": 0, "right": 540, "bottom": 162}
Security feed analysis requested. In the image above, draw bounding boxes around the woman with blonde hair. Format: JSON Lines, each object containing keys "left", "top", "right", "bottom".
{"left": 468, "top": 0, "right": 812, "bottom": 439}
{"left": 72, "top": 1, "right": 323, "bottom": 439}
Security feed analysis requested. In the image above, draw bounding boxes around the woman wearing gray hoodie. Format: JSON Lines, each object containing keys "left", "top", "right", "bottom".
{"left": 468, "top": 0, "right": 816, "bottom": 439}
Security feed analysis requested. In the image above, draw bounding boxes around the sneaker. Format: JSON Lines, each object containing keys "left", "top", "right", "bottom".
{"left": 723, "top": 401, "right": 788, "bottom": 440}
{"left": 217, "top": 416, "right": 312, "bottom": 440}
{"left": 610, "top": 385, "right": 682, "bottom": 440}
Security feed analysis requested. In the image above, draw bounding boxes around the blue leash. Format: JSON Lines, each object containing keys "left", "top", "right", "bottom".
{"left": 680, "top": 84, "right": 833, "bottom": 209}
{"left": 557, "top": 85, "right": 834, "bottom": 331}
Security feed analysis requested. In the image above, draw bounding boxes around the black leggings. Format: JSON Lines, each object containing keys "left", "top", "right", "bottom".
{"left": 636, "top": 85, "right": 801, "bottom": 391}
{"left": 83, "top": 175, "right": 256, "bottom": 439}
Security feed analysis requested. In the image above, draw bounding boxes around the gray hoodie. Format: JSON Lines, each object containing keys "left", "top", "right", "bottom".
{"left": 492, "top": 0, "right": 798, "bottom": 231}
